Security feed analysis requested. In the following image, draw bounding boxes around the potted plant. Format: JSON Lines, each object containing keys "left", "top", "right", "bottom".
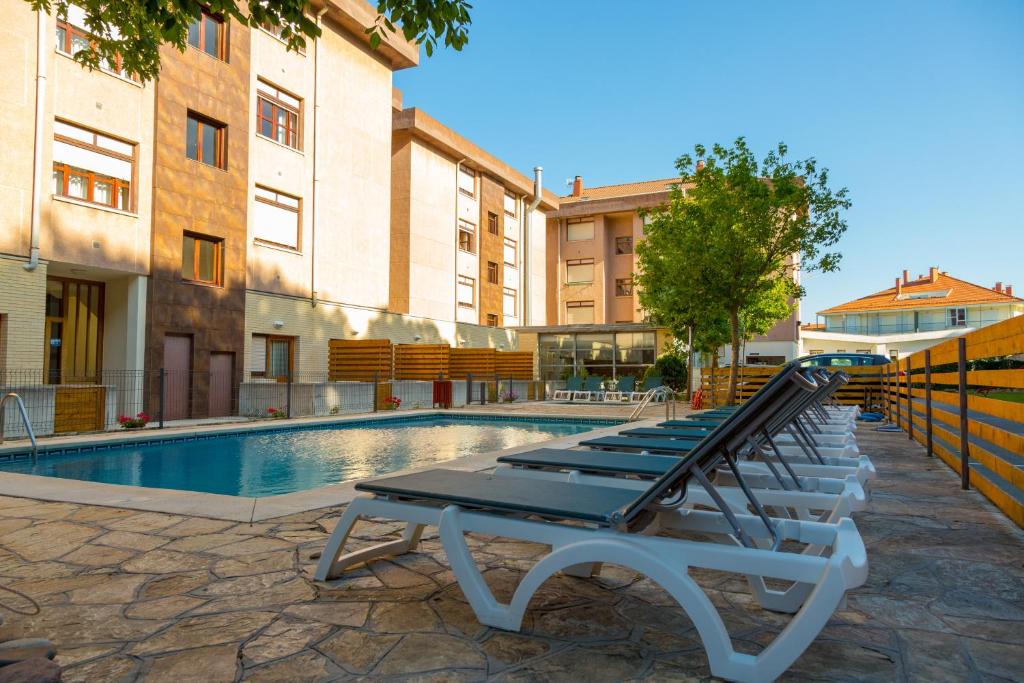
{"left": 267, "top": 406, "right": 287, "bottom": 419}
{"left": 118, "top": 412, "right": 150, "bottom": 430}
{"left": 382, "top": 396, "right": 401, "bottom": 411}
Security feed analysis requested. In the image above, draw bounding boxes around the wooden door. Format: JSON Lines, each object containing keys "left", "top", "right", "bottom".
{"left": 163, "top": 335, "right": 192, "bottom": 421}
{"left": 54, "top": 386, "right": 105, "bottom": 433}
{"left": 209, "top": 352, "right": 234, "bottom": 417}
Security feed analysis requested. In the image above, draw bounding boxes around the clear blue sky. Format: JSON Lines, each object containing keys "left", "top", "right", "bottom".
{"left": 395, "top": 0, "right": 1023, "bottom": 320}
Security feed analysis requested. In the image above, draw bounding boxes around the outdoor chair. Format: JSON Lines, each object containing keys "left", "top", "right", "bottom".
{"left": 573, "top": 375, "right": 606, "bottom": 401}
{"left": 552, "top": 376, "right": 582, "bottom": 401}
{"left": 315, "top": 363, "right": 868, "bottom": 683}
{"left": 603, "top": 376, "right": 636, "bottom": 402}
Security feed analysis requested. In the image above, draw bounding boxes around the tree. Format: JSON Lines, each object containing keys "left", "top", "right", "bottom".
{"left": 26, "top": 0, "right": 472, "bottom": 82}
{"left": 636, "top": 138, "right": 850, "bottom": 405}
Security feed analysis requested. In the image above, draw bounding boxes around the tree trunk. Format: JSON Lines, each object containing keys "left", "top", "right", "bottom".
{"left": 727, "top": 308, "right": 741, "bottom": 406}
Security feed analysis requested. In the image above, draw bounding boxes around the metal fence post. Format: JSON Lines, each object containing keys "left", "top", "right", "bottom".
{"left": 906, "top": 357, "right": 913, "bottom": 441}
{"left": 373, "top": 372, "right": 379, "bottom": 413}
{"left": 466, "top": 372, "right": 473, "bottom": 405}
{"left": 286, "top": 371, "right": 293, "bottom": 418}
{"left": 158, "top": 368, "right": 165, "bottom": 429}
{"left": 481, "top": 381, "right": 487, "bottom": 405}
{"left": 958, "top": 337, "right": 970, "bottom": 490}
{"left": 924, "top": 349, "right": 933, "bottom": 458}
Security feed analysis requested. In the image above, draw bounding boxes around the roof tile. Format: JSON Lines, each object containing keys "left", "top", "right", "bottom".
{"left": 819, "top": 272, "right": 1022, "bottom": 315}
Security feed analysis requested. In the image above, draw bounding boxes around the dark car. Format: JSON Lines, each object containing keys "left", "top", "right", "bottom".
{"left": 793, "top": 353, "right": 891, "bottom": 368}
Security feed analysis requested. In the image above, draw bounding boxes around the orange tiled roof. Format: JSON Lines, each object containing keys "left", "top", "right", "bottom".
{"left": 561, "top": 177, "right": 692, "bottom": 202}
{"left": 819, "top": 272, "right": 1022, "bottom": 315}
{"left": 801, "top": 322, "right": 825, "bottom": 331}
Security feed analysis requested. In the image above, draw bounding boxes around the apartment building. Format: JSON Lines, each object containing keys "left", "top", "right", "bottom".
{"left": 389, "top": 105, "right": 557, "bottom": 344}
{"left": 0, "top": 2, "right": 154, "bottom": 430}
{"left": 802, "top": 267, "right": 1023, "bottom": 359}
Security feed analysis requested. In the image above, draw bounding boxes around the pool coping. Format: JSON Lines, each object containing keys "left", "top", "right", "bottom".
{"left": 0, "top": 410, "right": 655, "bottom": 522}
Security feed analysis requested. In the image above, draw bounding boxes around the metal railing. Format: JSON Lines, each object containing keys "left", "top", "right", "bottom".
{"left": 0, "top": 393, "right": 37, "bottom": 456}
{"left": 628, "top": 386, "right": 678, "bottom": 422}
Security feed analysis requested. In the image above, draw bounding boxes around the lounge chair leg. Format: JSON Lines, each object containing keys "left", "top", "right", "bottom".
{"left": 315, "top": 495, "right": 426, "bottom": 581}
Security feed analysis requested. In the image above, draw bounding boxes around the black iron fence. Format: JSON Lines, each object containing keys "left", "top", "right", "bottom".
{"left": 0, "top": 369, "right": 547, "bottom": 441}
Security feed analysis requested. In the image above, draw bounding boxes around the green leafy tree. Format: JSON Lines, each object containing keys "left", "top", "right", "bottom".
{"left": 636, "top": 137, "right": 850, "bottom": 404}
{"left": 26, "top": 0, "right": 472, "bottom": 82}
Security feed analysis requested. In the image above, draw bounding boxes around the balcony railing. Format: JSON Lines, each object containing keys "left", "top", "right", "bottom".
{"left": 821, "top": 318, "right": 1006, "bottom": 335}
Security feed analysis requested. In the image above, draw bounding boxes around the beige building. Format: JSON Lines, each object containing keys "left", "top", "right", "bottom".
{"left": 802, "top": 268, "right": 1023, "bottom": 360}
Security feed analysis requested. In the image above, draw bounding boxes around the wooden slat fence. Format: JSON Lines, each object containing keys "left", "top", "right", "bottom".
{"left": 449, "top": 349, "right": 495, "bottom": 379}
{"left": 327, "top": 339, "right": 393, "bottom": 381}
{"left": 393, "top": 344, "right": 450, "bottom": 380}
{"left": 882, "top": 315, "right": 1024, "bottom": 527}
{"left": 700, "top": 364, "right": 885, "bottom": 409}
{"left": 494, "top": 352, "right": 535, "bottom": 380}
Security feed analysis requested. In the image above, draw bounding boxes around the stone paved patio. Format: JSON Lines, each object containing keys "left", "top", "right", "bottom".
{"left": 0, "top": 427, "right": 1020, "bottom": 681}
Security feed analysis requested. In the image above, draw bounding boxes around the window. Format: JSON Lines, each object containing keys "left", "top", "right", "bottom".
{"left": 457, "top": 275, "right": 475, "bottom": 308}
{"left": 808, "top": 349, "right": 824, "bottom": 355}
{"left": 486, "top": 313, "right": 499, "bottom": 327}
{"left": 186, "top": 112, "right": 226, "bottom": 168}
{"left": 457, "top": 166, "right": 476, "bottom": 198}
{"left": 948, "top": 307, "right": 966, "bottom": 327}
{"left": 855, "top": 349, "right": 871, "bottom": 354}
{"left": 52, "top": 120, "right": 134, "bottom": 211}
{"left": 503, "top": 288, "right": 516, "bottom": 317}
{"left": 615, "top": 278, "right": 633, "bottom": 297}
{"left": 566, "top": 218, "right": 594, "bottom": 242}
{"left": 566, "top": 258, "right": 594, "bottom": 284}
{"left": 889, "top": 350, "right": 899, "bottom": 361}
{"left": 181, "top": 233, "right": 223, "bottom": 285}
{"left": 487, "top": 212, "right": 499, "bottom": 235}
{"left": 260, "top": 20, "right": 305, "bottom": 52}
{"left": 257, "top": 81, "right": 301, "bottom": 149}
{"left": 187, "top": 9, "right": 226, "bottom": 60}
{"left": 746, "top": 355, "right": 786, "bottom": 366}
{"left": 458, "top": 219, "right": 476, "bottom": 253}
{"left": 486, "top": 261, "right": 499, "bottom": 284}
{"left": 503, "top": 238, "right": 517, "bottom": 268}
{"left": 254, "top": 186, "right": 300, "bottom": 249}
{"left": 251, "top": 334, "right": 294, "bottom": 380}
{"left": 615, "top": 236, "right": 633, "bottom": 255}
{"left": 566, "top": 301, "right": 595, "bottom": 324}
{"left": 43, "top": 277, "right": 104, "bottom": 384}
{"left": 503, "top": 191, "right": 516, "bottom": 217}
{"left": 55, "top": 6, "right": 136, "bottom": 80}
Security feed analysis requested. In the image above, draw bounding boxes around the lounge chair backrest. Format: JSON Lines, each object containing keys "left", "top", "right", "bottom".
{"left": 565, "top": 376, "right": 583, "bottom": 392}
{"left": 613, "top": 365, "right": 817, "bottom": 529}
{"left": 642, "top": 376, "right": 662, "bottom": 392}
{"left": 584, "top": 376, "right": 604, "bottom": 392}
{"left": 616, "top": 376, "right": 636, "bottom": 393}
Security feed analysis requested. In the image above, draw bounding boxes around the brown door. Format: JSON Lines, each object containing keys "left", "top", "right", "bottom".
{"left": 163, "top": 335, "right": 192, "bottom": 421}
{"left": 209, "top": 352, "right": 234, "bottom": 417}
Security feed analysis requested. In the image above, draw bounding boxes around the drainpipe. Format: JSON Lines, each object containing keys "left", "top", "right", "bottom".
{"left": 25, "top": 10, "right": 47, "bottom": 272}
{"left": 453, "top": 158, "right": 466, "bottom": 322}
{"left": 309, "top": 6, "right": 328, "bottom": 306}
{"left": 523, "top": 166, "right": 542, "bottom": 324}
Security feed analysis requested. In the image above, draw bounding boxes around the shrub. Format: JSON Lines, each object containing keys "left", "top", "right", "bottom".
{"left": 118, "top": 412, "right": 150, "bottom": 429}
{"left": 267, "top": 407, "right": 286, "bottom": 419}
{"left": 643, "top": 353, "right": 688, "bottom": 392}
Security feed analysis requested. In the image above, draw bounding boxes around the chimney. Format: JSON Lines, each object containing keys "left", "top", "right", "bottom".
{"left": 895, "top": 277, "right": 903, "bottom": 296}
{"left": 903, "top": 270, "right": 910, "bottom": 284}
{"left": 1007, "top": 285, "right": 1014, "bottom": 297}
{"left": 571, "top": 175, "right": 582, "bottom": 197}
{"left": 696, "top": 160, "right": 706, "bottom": 171}
{"left": 994, "top": 282, "right": 1003, "bottom": 293}
{"left": 929, "top": 266, "right": 939, "bottom": 283}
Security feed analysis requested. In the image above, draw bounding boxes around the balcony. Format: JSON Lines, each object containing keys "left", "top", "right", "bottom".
{"left": 820, "top": 318, "right": 1005, "bottom": 335}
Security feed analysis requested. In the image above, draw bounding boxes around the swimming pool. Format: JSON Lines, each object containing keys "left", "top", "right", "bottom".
{"left": 0, "top": 415, "right": 613, "bottom": 497}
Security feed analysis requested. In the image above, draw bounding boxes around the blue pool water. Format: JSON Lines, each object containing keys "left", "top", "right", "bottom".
{"left": 0, "top": 416, "right": 610, "bottom": 497}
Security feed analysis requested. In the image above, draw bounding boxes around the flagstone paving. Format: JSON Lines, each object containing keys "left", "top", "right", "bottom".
{"left": 0, "top": 427, "right": 1020, "bottom": 681}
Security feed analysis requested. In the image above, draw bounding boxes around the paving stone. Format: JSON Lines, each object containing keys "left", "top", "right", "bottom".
{"left": 0, "top": 560, "right": 78, "bottom": 580}
{"left": 505, "top": 643, "right": 646, "bottom": 683}
{"left": 192, "top": 570, "right": 296, "bottom": 597}
{"left": 0, "top": 501, "right": 78, "bottom": 522}
{"left": 162, "top": 533, "right": 253, "bottom": 553}
{"left": 64, "top": 506, "right": 137, "bottom": 524}
{"left": 213, "top": 551, "right": 294, "bottom": 578}
{"left": 965, "top": 636, "right": 1024, "bottom": 680}
{"left": 124, "top": 594, "right": 207, "bottom": 619}
{"left": 243, "top": 650, "right": 339, "bottom": 682}
{"left": 102, "top": 512, "right": 186, "bottom": 532}
{"left": 158, "top": 517, "right": 236, "bottom": 537}
{"left": 145, "top": 643, "right": 240, "bottom": 682}
{"left": 0, "top": 519, "right": 33, "bottom": 537}
{"left": 429, "top": 594, "right": 488, "bottom": 638}
{"left": 191, "top": 577, "right": 315, "bottom": 614}
{"left": 1, "top": 521, "right": 101, "bottom": 561}
{"left": 368, "top": 600, "right": 441, "bottom": 633}
{"left": 60, "top": 543, "right": 136, "bottom": 567}
{"left": 317, "top": 629, "right": 401, "bottom": 673}
{"left": 376, "top": 633, "right": 486, "bottom": 675}
{"left": 140, "top": 570, "right": 210, "bottom": 598}
{"left": 898, "top": 629, "right": 973, "bottom": 680}
{"left": 121, "top": 549, "right": 211, "bottom": 574}
{"left": 225, "top": 523, "right": 277, "bottom": 536}
{"left": 207, "top": 536, "right": 293, "bottom": 557}
{"left": 242, "top": 616, "right": 332, "bottom": 664}
{"left": 93, "top": 530, "right": 169, "bottom": 552}
{"left": 534, "top": 603, "right": 632, "bottom": 641}
{"left": 53, "top": 644, "right": 120, "bottom": 668}
{"left": 369, "top": 560, "right": 436, "bottom": 588}
{"left": 68, "top": 574, "right": 148, "bottom": 604}
{"left": 282, "top": 601, "right": 370, "bottom": 627}
{"left": 131, "top": 611, "right": 277, "bottom": 656}
{"left": 0, "top": 604, "right": 165, "bottom": 648}
{"left": 61, "top": 655, "right": 139, "bottom": 683}
{"left": 480, "top": 632, "right": 550, "bottom": 669}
